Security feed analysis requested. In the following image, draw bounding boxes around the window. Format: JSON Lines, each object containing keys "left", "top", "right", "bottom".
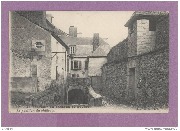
{"left": 35, "top": 42, "right": 44, "bottom": 48}
{"left": 149, "top": 18, "right": 156, "bottom": 31}
{"left": 71, "top": 60, "right": 82, "bottom": 70}
{"left": 31, "top": 65, "right": 37, "bottom": 77}
{"left": 70, "top": 46, "right": 76, "bottom": 54}
{"left": 74, "top": 61, "right": 79, "bottom": 69}
{"left": 71, "top": 74, "right": 79, "bottom": 78}
{"left": 32, "top": 40, "right": 45, "bottom": 51}
{"left": 72, "top": 74, "right": 76, "bottom": 78}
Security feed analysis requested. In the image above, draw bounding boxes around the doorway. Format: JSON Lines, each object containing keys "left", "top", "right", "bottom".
{"left": 68, "top": 89, "right": 88, "bottom": 104}
{"left": 129, "top": 68, "right": 136, "bottom": 98}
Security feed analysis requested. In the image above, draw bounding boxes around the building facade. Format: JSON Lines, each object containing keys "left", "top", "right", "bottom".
{"left": 10, "top": 11, "right": 68, "bottom": 93}
{"left": 51, "top": 35, "right": 68, "bottom": 83}
{"left": 59, "top": 26, "right": 110, "bottom": 79}
{"left": 58, "top": 26, "right": 110, "bottom": 104}
{"left": 10, "top": 11, "right": 52, "bottom": 93}
{"left": 102, "top": 11, "right": 169, "bottom": 108}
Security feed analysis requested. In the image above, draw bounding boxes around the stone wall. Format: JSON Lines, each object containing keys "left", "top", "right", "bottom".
{"left": 102, "top": 60, "right": 128, "bottom": 103}
{"left": 10, "top": 80, "right": 65, "bottom": 108}
{"left": 30, "top": 81, "right": 65, "bottom": 107}
{"left": 10, "top": 12, "right": 52, "bottom": 91}
{"left": 102, "top": 47, "right": 168, "bottom": 107}
{"left": 10, "top": 77, "right": 37, "bottom": 93}
{"left": 128, "top": 21, "right": 137, "bottom": 57}
{"left": 90, "top": 76, "right": 102, "bottom": 94}
{"left": 135, "top": 48, "right": 169, "bottom": 107}
{"left": 107, "top": 38, "right": 128, "bottom": 63}
{"left": 155, "top": 15, "right": 169, "bottom": 49}
{"left": 103, "top": 38, "right": 128, "bottom": 103}
{"left": 88, "top": 57, "right": 107, "bottom": 76}
{"left": 31, "top": 57, "right": 52, "bottom": 91}
{"left": 101, "top": 13, "right": 169, "bottom": 107}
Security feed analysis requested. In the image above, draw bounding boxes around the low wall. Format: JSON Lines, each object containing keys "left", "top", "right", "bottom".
{"left": 136, "top": 48, "right": 169, "bottom": 107}
{"left": 10, "top": 77, "right": 37, "bottom": 93}
{"left": 102, "top": 47, "right": 169, "bottom": 107}
{"left": 102, "top": 60, "right": 128, "bottom": 104}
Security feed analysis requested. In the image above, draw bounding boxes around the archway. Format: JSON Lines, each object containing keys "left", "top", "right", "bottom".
{"left": 68, "top": 89, "right": 88, "bottom": 104}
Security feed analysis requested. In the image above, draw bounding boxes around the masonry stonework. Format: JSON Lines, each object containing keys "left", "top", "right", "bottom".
{"left": 128, "top": 21, "right": 137, "bottom": 57}
{"left": 155, "top": 15, "right": 169, "bottom": 49}
{"left": 101, "top": 12, "right": 169, "bottom": 108}
{"left": 102, "top": 60, "right": 128, "bottom": 103}
{"left": 136, "top": 48, "right": 169, "bottom": 107}
{"left": 137, "top": 19, "right": 156, "bottom": 55}
{"left": 10, "top": 12, "right": 52, "bottom": 92}
{"left": 107, "top": 38, "right": 128, "bottom": 63}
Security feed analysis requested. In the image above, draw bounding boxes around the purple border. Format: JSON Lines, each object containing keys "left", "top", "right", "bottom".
{"left": 1, "top": 1, "right": 178, "bottom": 127}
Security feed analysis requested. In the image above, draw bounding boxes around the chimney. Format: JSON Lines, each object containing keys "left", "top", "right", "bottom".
{"left": 69, "top": 26, "right": 77, "bottom": 37}
{"left": 93, "top": 33, "right": 99, "bottom": 51}
{"left": 46, "top": 14, "right": 54, "bottom": 23}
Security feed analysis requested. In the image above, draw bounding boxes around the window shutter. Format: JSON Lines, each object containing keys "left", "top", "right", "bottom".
{"left": 74, "top": 46, "right": 76, "bottom": 54}
{"left": 74, "top": 60, "right": 78, "bottom": 69}
{"left": 70, "top": 47, "right": 72, "bottom": 54}
{"left": 71, "top": 61, "right": 73, "bottom": 70}
{"left": 72, "top": 47, "right": 74, "bottom": 54}
{"left": 79, "top": 61, "right": 82, "bottom": 69}
{"left": 85, "top": 61, "right": 88, "bottom": 70}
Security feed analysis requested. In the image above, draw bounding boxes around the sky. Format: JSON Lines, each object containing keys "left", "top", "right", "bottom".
{"left": 47, "top": 11, "right": 134, "bottom": 48}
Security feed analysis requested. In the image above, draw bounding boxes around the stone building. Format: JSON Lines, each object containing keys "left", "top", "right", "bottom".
{"left": 58, "top": 26, "right": 110, "bottom": 104}
{"left": 10, "top": 11, "right": 68, "bottom": 93}
{"left": 59, "top": 28, "right": 110, "bottom": 79}
{"left": 102, "top": 11, "right": 169, "bottom": 108}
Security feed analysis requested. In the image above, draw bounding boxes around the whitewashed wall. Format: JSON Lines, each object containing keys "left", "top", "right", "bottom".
{"left": 51, "top": 36, "right": 67, "bottom": 82}
{"left": 88, "top": 57, "right": 107, "bottom": 76}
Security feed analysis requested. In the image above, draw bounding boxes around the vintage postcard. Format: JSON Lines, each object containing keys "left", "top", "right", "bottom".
{"left": 1, "top": 1, "right": 178, "bottom": 128}
{"left": 9, "top": 11, "right": 169, "bottom": 113}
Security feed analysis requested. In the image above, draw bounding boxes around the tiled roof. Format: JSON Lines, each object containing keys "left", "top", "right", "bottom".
{"left": 59, "top": 36, "right": 111, "bottom": 56}
{"left": 16, "top": 11, "right": 47, "bottom": 28}
{"left": 90, "top": 40, "right": 111, "bottom": 56}
{"left": 107, "top": 38, "right": 128, "bottom": 63}
{"left": 134, "top": 11, "right": 169, "bottom": 16}
{"left": 59, "top": 36, "right": 93, "bottom": 45}
{"left": 125, "top": 11, "right": 169, "bottom": 27}
{"left": 16, "top": 11, "right": 69, "bottom": 49}
{"left": 15, "top": 11, "right": 68, "bottom": 36}
{"left": 16, "top": 11, "right": 110, "bottom": 56}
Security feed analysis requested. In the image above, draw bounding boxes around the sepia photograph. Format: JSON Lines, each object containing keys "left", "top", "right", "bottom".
{"left": 9, "top": 11, "right": 169, "bottom": 113}
{"left": 1, "top": 0, "right": 179, "bottom": 128}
